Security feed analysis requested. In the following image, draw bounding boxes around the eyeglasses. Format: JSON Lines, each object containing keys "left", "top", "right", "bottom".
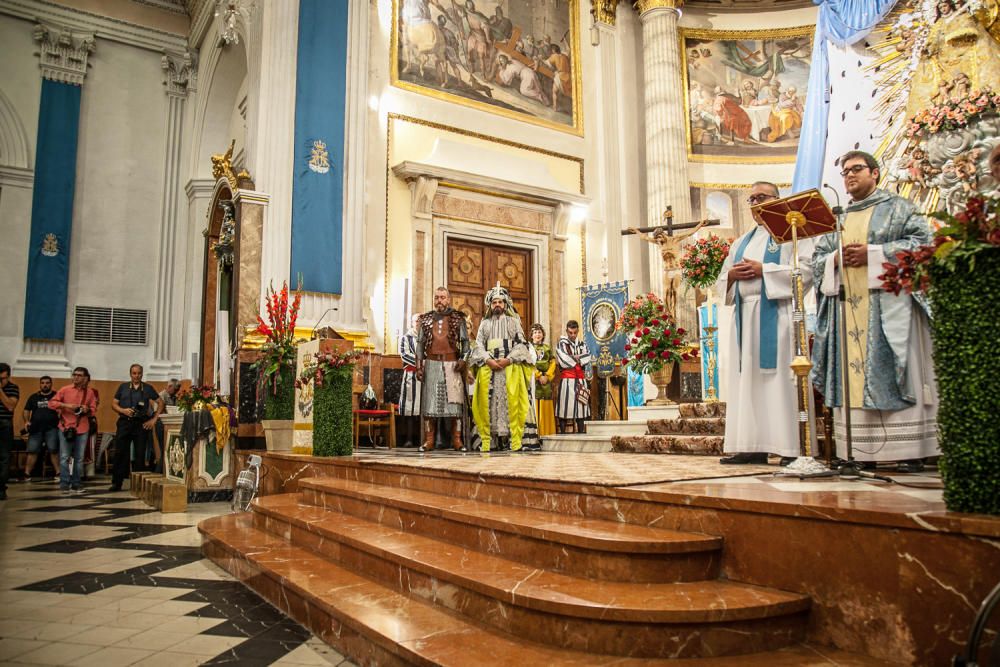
{"left": 747, "top": 193, "right": 776, "bottom": 205}
{"left": 840, "top": 164, "right": 871, "bottom": 177}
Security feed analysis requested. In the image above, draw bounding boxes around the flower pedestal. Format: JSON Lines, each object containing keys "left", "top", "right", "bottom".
{"left": 312, "top": 373, "right": 354, "bottom": 457}
{"left": 262, "top": 420, "right": 294, "bottom": 451}
{"left": 646, "top": 363, "right": 676, "bottom": 406}
{"left": 929, "top": 251, "right": 1000, "bottom": 515}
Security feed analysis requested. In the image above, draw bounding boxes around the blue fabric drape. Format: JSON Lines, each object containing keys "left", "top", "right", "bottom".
{"left": 290, "top": 0, "right": 349, "bottom": 294}
{"left": 791, "top": 0, "right": 898, "bottom": 192}
{"left": 23, "top": 80, "right": 82, "bottom": 340}
{"left": 732, "top": 228, "right": 782, "bottom": 370}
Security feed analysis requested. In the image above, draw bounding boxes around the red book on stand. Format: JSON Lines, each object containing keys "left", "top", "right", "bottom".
{"left": 751, "top": 189, "right": 838, "bottom": 242}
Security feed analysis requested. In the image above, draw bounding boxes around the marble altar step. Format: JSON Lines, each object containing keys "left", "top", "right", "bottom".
{"left": 541, "top": 433, "right": 614, "bottom": 452}
{"left": 679, "top": 402, "right": 727, "bottom": 418}
{"left": 200, "top": 513, "right": 887, "bottom": 666}
{"left": 612, "top": 434, "right": 726, "bottom": 455}
{"left": 586, "top": 420, "right": 650, "bottom": 436}
{"left": 648, "top": 417, "right": 726, "bottom": 436}
{"left": 297, "top": 476, "right": 722, "bottom": 583}
{"left": 245, "top": 493, "right": 810, "bottom": 658}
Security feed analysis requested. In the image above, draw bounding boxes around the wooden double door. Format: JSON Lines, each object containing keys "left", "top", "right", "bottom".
{"left": 447, "top": 239, "right": 533, "bottom": 336}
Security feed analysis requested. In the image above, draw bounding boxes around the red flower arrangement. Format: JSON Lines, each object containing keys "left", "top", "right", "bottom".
{"left": 176, "top": 385, "right": 220, "bottom": 413}
{"left": 616, "top": 293, "right": 698, "bottom": 374}
{"left": 681, "top": 234, "right": 730, "bottom": 290}
{"left": 252, "top": 281, "right": 303, "bottom": 397}
{"left": 880, "top": 195, "right": 1000, "bottom": 295}
{"left": 297, "top": 350, "right": 362, "bottom": 388}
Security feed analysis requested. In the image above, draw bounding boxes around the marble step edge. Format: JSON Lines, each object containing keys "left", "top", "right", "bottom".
{"left": 251, "top": 494, "right": 811, "bottom": 625}
{"left": 200, "top": 515, "right": 880, "bottom": 667}
{"left": 297, "top": 476, "right": 721, "bottom": 555}
{"left": 678, "top": 402, "right": 727, "bottom": 418}
{"left": 647, "top": 417, "right": 726, "bottom": 435}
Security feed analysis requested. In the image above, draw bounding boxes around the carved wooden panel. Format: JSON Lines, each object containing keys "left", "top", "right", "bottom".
{"left": 447, "top": 243, "right": 484, "bottom": 289}
{"left": 493, "top": 251, "right": 527, "bottom": 292}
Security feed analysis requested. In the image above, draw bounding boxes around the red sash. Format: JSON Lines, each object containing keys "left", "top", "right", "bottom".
{"left": 403, "top": 365, "right": 417, "bottom": 373}
{"left": 561, "top": 366, "right": 585, "bottom": 380}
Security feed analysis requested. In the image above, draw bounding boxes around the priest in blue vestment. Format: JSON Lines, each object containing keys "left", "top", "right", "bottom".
{"left": 811, "top": 151, "right": 940, "bottom": 472}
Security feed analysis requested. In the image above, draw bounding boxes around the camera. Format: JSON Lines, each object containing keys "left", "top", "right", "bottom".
{"left": 132, "top": 401, "right": 147, "bottom": 420}
{"left": 63, "top": 427, "right": 77, "bottom": 440}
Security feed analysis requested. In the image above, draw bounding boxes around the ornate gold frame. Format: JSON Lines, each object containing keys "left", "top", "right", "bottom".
{"left": 390, "top": 0, "right": 584, "bottom": 136}
{"left": 680, "top": 25, "right": 815, "bottom": 164}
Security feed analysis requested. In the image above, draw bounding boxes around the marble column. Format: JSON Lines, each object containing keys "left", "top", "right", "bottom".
{"left": 633, "top": 0, "right": 697, "bottom": 332}
{"left": 182, "top": 178, "right": 216, "bottom": 380}
{"left": 15, "top": 22, "right": 95, "bottom": 376}
{"left": 149, "top": 51, "right": 197, "bottom": 381}
{"left": 634, "top": 0, "right": 690, "bottom": 227}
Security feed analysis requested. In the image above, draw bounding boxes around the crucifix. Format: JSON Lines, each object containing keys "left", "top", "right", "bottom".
{"left": 622, "top": 206, "right": 721, "bottom": 319}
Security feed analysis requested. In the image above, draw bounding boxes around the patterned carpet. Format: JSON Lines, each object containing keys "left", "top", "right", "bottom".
{"left": 354, "top": 451, "right": 775, "bottom": 486}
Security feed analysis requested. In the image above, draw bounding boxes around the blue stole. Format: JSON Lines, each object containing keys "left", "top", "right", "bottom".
{"left": 733, "top": 227, "right": 781, "bottom": 370}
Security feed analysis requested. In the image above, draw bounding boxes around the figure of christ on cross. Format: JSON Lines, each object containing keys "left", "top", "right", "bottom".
{"left": 624, "top": 207, "right": 718, "bottom": 320}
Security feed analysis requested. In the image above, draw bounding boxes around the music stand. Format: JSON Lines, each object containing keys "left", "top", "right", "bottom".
{"left": 751, "top": 190, "right": 837, "bottom": 463}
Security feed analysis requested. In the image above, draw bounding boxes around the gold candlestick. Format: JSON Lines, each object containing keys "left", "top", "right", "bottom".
{"left": 702, "top": 325, "right": 719, "bottom": 403}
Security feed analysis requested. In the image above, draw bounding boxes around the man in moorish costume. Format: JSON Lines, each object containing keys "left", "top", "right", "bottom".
{"left": 530, "top": 323, "right": 556, "bottom": 438}
{"left": 397, "top": 314, "right": 422, "bottom": 447}
{"left": 812, "top": 151, "right": 939, "bottom": 472}
{"left": 469, "top": 283, "right": 537, "bottom": 452}
{"left": 555, "top": 320, "right": 593, "bottom": 434}
{"left": 416, "top": 287, "right": 470, "bottom": 452}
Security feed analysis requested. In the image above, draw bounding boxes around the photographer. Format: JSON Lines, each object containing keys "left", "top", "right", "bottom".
{"left": 0, "top": 362, "right": 20, "bottom": 501}
{"left": 22, "top": 376, "right": 61, "bottom": 481}
{"left": 49, "top": 368, "right": 98, "bottom": 493}
{"left": 109, "top": 364, "right": 162, "bottom": 492}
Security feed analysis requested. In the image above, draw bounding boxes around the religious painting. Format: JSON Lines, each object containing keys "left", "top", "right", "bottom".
{"left": 391, "top": 0, "right": 583, "bottom": 135}
{"left": 681, "top": 27, "right": 814, "bottom": 163}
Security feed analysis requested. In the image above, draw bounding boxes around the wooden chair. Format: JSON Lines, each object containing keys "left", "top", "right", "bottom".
{"left": 353, "top": 404, "right": 397, "bottom": 451}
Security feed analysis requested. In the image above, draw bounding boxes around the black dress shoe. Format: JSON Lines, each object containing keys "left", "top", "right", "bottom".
{"left": 896, "top": 459, "right": 925, "bottom": 473}
{"left": 108, "top": 485, "right": 122, "bottom": 492}
{"left": 719, "top": 452, "right": 768, "bottom": 465}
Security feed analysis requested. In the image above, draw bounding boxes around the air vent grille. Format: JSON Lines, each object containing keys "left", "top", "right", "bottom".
{"left": 73, "top": 306, "right": 148, "bottom": 345}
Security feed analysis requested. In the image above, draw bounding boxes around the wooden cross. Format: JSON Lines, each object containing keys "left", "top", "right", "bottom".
{"left": 493, "top": 27, "right": 555, "bottom": 80}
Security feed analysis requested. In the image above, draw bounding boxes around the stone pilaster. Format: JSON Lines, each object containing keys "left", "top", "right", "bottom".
{"left": 407, "top": 176, "right": 439, "bottom": 316}
{"left": 149, "top": 51, "right": 198, "bottom": 380}
{"left": 592, "top": 19, "right": 625, "bottom": 282}
{"left": 591, "top": 0, "right": 620, "bottom": 25}
{"left": 33, "top": 22, "right": 95, "bottom": 85}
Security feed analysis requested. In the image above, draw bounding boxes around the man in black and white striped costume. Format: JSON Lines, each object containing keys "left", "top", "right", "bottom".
{"left": 555, "top": 320, "right": 593, "bottom": 434}
{"left": 397, "top": 314, "right": 422, "bottom": 447}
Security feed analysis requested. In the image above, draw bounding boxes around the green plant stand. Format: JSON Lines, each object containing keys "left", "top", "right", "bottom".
{"left": 929, "top": 251, "right": 1000, "bottom": 515}
{"left": 312, "top": 372, "right": 354, "bottom": 457}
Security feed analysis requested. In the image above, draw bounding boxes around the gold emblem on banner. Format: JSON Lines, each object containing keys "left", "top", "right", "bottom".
{"left": 309, "top": 139, "right": 330, "bottom": 174}
{"left": 41, "top": 233, "right": 59, "bottom": 257}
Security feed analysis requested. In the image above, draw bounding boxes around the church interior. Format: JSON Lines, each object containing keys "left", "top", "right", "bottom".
{"left": 0, "top": 0, "right": 998, "bottom": 665}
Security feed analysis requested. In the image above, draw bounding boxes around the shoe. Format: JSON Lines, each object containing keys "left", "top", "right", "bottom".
{"left": 779, "top": 457, "right": 797, "bottom": 467}
{"left": 22, "top": 476, "right": 31, "bottom": 483}
{"left": 719, "top": 452, "right": 768, "bottom": 465}
{"left": 60, "top": 487, "right": 71, "bottom": 495}
{"left": 896, "top": 459, "right": 925, "bottom": 473}
{"left": 72, "top": 487, "right": 84, "bottom": 494}
{"left": 107, "top": 485, "right": 122, "bottom": 492}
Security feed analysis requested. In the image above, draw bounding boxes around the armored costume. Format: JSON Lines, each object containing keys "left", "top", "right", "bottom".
{"left": 416, "top": 307, "right": 470, "bottom": 451}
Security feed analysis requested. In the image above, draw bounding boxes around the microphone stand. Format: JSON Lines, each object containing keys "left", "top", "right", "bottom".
{"left": 309, "top": 307, "right": 340, "bottom": 340}
{"left": 832, "top": 202, "right": 856, "bottom": 466}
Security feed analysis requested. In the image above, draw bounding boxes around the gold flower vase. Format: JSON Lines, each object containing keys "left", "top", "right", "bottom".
{"left": 647, "top": 362, "right": 676, "bottom": 406}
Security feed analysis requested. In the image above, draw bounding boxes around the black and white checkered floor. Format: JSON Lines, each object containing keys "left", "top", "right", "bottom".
{"left": 0, "top": 478, "right": 357, "bottom": 666}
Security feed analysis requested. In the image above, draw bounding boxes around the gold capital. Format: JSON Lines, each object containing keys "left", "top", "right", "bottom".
{"left": 633, "top": 0, "right": 683, "bottom": 15}
{"left": 591, "top": 0, "right": 620, "bottom": 25}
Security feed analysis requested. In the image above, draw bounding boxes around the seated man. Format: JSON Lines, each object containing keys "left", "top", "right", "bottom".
{"left": 469, "top": 283, "right": 536, "bottom": 452}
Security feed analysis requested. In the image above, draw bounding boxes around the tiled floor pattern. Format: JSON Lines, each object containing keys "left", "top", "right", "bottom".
{"left": 0, "top": 478, "right": 358, "bottom": 667}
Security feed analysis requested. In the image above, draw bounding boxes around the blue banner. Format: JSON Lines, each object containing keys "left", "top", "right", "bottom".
{"left": 23, "top": 80, "right": 82, "bottom": 340}
{"left": 290, "top": 0, "right": 349, "bottom": 294}
{"left": 580, "top": 282, "right": 629, "bottom": 376}
{"left": 698, "top": 303, "right": 720, "bottom": 401}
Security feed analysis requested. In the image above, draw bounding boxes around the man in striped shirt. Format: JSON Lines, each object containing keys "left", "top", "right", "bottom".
{"left": 555, "top": 321, "right": 592, "bottom": 434}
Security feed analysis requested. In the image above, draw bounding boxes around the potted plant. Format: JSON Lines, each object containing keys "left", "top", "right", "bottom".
{"left": 252, "top": 281, "right": 302, "bottom": 451}
{"left": 617, "top": 293, "right": 699, "bottom": 405}
{"left": 297, "top": 349, "right": 361, "bottom": 457}
{"left": 880, "top": 194, "right": 1000, "bottom": 515}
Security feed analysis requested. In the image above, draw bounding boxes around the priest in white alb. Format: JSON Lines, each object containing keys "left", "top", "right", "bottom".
{"left": 716, "top": 181, "right": 815, "bottom": 465}
{"left": 811, "top": 151, "right": 939, "bottom": 472}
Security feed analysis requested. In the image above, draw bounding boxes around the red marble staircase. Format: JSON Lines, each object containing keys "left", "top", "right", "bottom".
{"left": 612, "top": 403, "right": 727, "bottom": 455}
{"left": 200, "top": 463, "right": 888, "bottom": 664}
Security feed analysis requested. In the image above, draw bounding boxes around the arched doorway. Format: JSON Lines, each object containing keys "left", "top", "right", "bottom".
{"left": 199, "top": 181, "right": 237, "bottom": 387}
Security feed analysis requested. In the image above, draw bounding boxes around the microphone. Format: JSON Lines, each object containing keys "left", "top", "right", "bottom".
{"left": 823, "top": 183, "right": 844, "bottom": 216}
{"left": 309, "top": 307, "right": 340, "bottom": 339}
